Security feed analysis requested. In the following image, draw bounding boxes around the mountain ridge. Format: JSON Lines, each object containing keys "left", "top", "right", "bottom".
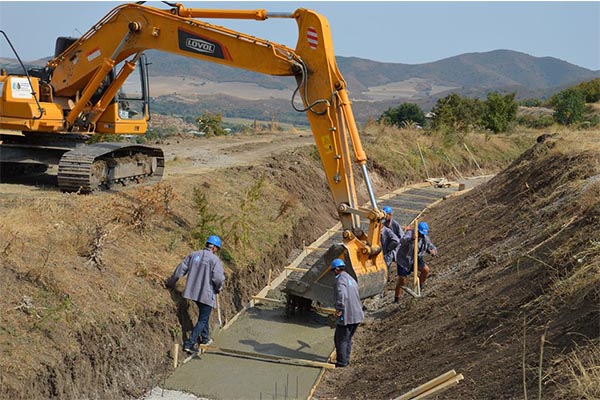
{"left": 2, "top": 49, "right": 598, "bottom": 123}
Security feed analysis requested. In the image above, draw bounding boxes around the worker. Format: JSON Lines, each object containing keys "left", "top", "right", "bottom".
{"left": 166, "top": 235, "right": 225, "bottom": 353}
{"left": 394, "top": 222, "right": 437, "bottom": 302}
{"left": 381, "top": 225, "right": 400, "bottom": 277}
{"left": 382, "top": 205, "right": 404, "bottom": 239}
{"left": 331, "top": 258, "right": 364, "bottom": 368}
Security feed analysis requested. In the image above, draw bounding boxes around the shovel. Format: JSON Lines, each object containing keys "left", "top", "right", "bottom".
{"left": 402, "top": 219, "right": 422, "bottom": 298}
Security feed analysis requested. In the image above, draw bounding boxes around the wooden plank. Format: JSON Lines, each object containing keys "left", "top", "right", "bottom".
{"left": 313, "top": 305, "right": 336, "bottom": 315}
{"left": 396, "top": 370, "right": 457, "bottom": 400}
{"left": 251, "top": 296, "right": 283, "bottom": 304}
{"left": 412, "top": 374, "right": 464, "bottom": 400}
{"left": 200, "top": 346, "right": 336, "bottom": 370}
{"left": 304, "top": 246, "right": 328, "bottom": 251}
{"left": 285, "top": 266, "right": 308, "bottom": 273}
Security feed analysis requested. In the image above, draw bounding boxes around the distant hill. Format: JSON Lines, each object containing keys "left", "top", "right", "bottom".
{"left": 2, "top": 49, "right": 598, "bottom": 124}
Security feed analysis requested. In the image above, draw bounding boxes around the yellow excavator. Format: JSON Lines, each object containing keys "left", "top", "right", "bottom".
{"left": 0, "top": 2, "right": 386, "bottom": 305}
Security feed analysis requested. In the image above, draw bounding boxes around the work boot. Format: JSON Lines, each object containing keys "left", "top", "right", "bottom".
{"left": 183, "top": 344, "right": 198, "bottom": 354}
{"left": 200, "top": 338, "right": 213, "bottom": 346}
{"left": 393, "top": 297, "right": 400, "bottom": 304}
{"left": 419, "top": 284, "right": 425, "bottom": 296}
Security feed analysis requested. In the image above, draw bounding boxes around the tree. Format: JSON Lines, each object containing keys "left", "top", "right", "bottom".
{"left": 551, "top": 88, "right": 586, "bottom": 125}
{"left": 483, "top": 92, "right": 518, "bottom": 133}
{"left": 379, "top": 103, "right": 425, "bottom": 127}
{"left": 196, "top": 111, "right": 227, "bottom": 136}
{"left": 430, "top": 93, "right": 484, "bottom": 132}
{"left": 576, "top": 78, "right": 600, "bottom": 103}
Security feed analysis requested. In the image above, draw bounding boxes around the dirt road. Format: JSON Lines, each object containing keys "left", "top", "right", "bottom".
{"left": 0, "top": 132, "right": 314, "bottom": 197}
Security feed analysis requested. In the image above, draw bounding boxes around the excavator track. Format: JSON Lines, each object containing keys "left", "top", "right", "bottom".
{"left": 57, "top": 143, "right": 164, "bottom": 193}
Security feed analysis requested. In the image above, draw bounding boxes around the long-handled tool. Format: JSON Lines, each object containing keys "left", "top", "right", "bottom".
{"left": 216, "top": 293, "right": 223, "bottom": 329}
{"left": 402, "top": 219, "right": 422, "bottom": 298}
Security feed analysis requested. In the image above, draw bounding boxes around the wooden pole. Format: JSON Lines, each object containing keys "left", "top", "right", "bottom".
{"left": 173, "top": 343, "right": 179, "bottom": 368}
{"left": 444, "top": 154, "right": 465, "bottom": 179}
{"left": 463, "top": 143, "right": 484, "bottom": 175}
{"left": 417, "top": 142, "right": 430, "bottom": 180}
{"left": 267, "top": 269, "right": 272, "bottom": 288}
{"left": 413, "top": 219, "right": 420, "bottom": 295}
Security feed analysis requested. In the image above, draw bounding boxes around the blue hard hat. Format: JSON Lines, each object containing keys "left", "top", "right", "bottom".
{"left": 330, "top": 258, "right": 346, "bottom": 270}
{"left": 418, "top": 222, "right": 429, "bottom": 235}
{"left": 382, "top": 206, "right": 393, "bottom": 215}
{"left": 206, "top": 235, "right": 222, "bottom": 249}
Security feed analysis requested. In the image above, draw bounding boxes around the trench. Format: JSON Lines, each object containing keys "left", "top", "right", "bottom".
{"left": 142, "top": 182, "right": 473, "bottom": 400}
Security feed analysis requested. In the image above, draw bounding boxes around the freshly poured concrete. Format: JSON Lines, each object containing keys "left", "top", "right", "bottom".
{"left": 154, "top": 184, "right": 460, "bottom": 400}
{"left": 163, "top": 303, "right": 332, "bottom": 400}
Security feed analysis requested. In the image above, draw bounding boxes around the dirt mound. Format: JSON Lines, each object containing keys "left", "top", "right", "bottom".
{"left": 316, "top": 134, "right": 600, "bottom": 399}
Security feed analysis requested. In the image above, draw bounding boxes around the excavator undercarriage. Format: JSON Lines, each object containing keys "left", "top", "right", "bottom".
{"left": 0, "top": 133, "right": 164, "bottom": 192}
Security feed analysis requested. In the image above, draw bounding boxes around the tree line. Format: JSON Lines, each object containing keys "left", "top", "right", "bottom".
{"left": 379, "top": 78, "right": 600, "bottom": 133}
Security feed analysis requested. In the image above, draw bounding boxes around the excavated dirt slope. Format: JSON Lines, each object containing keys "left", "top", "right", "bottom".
{"left": 316, "top": 134, "right": 600, "bottom": 399}
{"left": 2, "top": 127, "right": 597, "bottom": 399}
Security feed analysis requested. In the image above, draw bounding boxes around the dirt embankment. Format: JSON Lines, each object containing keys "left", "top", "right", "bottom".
{"left": 316, "top": 134, "right": 600, "bottom": 399}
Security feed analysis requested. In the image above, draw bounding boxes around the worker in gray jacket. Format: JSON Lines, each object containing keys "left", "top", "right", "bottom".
{"left": 382, "top": 205, "right": 404, "bottom": 239}
{"left": 166, "top": 235, "right": 225, "bottom": 353}
{"left": 331, "top": 258, "right": 364, "bottom": 368}
{"left": 394, "top": 222, "right": 437, "bottom": 302}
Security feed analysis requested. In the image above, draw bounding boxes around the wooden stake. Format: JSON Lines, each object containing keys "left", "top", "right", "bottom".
{"left": 173, "top": 343, "right": 179, "bottom": 369}
{"left": 267, "top": 269, "right": 272, "bottom": 288}
{"left": 216, "top": 293, "right": 223, "bottom": 328}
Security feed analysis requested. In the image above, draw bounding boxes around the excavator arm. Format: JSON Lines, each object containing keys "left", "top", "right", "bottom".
{"left": 3, "top": 2, "right": 387, "bottom": 302}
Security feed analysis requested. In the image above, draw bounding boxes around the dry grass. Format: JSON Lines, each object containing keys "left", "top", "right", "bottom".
{"left": 550, "top": 340, "right": 600, "bottom": 400}
{"left": 362, "top": 121, "right": 537, "bottom": 182}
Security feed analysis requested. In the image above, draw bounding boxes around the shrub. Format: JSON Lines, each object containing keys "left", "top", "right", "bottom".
{"left": 431, "top": 93, "right": 484, "bottom": 132}
{"left": 517, "top": 115, "right": 554, "bottom": 129}
{"left": 551, "top": 89, "right": 586, "bottom": 125}
{"left": 379, "top": 103, "right": 425, "bottom": 127}
{"left": 483, "top": 92, "right": 518, "bottom": 133}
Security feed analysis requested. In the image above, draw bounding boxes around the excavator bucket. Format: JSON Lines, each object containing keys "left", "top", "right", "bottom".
{"left": 284, "top": 243, "right": 387, "bottom": 309}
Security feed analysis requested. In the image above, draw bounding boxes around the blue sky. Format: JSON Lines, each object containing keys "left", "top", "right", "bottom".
{"left": 1, "top": 1, "right": 598, "bottom": 70}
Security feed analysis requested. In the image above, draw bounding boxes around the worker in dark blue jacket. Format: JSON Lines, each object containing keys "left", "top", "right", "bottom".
{"left": 331, "top": 258, "right": 364, "bottom": 368}
{"left": 394, "top": 222, "right": 437, "bottom": 302}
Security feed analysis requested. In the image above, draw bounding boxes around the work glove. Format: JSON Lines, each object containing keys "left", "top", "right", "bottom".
{"left": 164, "top": 276, "right": 177, "bottom": 289}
